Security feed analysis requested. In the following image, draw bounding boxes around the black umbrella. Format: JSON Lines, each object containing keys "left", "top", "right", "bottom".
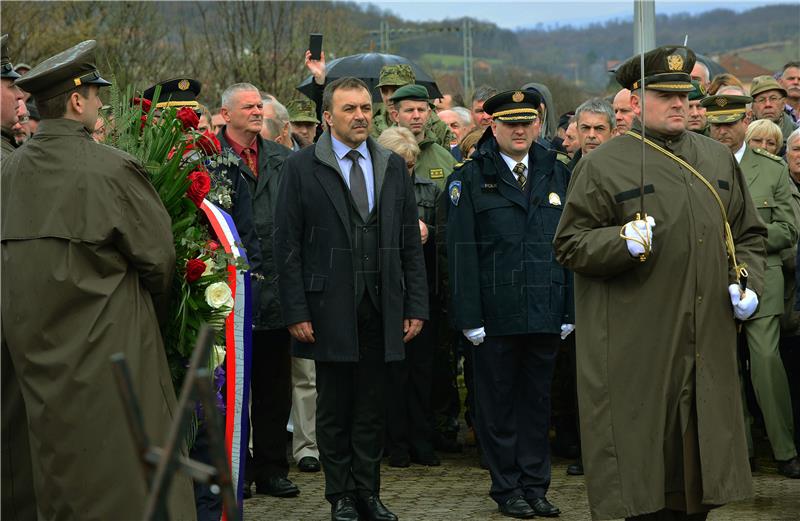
{"left": 297, "top": 53, "right": 443, "bottom": 103}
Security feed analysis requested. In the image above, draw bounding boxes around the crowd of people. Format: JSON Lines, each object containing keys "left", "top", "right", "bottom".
{"left": 2, "top": 30, "right": 800, "bottom": 521}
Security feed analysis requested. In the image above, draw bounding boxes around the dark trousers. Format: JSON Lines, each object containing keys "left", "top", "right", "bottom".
{"left": 472, "top": 333, "right": 559, "bottom": 504}
{"left": 191, "top": 424, "right": 222, "bottom": 521}
{"left": 247, "top": 328, "right": 291, "bottom": 482}
{"left": 779, "top": 335, "right": 800, "bottom": 451}
{"left": 316, "top": 298, "right": 387, "bottom": 503}
{"left": 386, "top": 312, "right": 436, "bottom": 457}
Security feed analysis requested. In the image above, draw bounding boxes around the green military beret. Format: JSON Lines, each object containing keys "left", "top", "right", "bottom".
{"left": 688, "top": 80, "right": 706, "bottom": 101}
{"left": 143, "top": 77, "right": 202, "bottom": 109}
{"left": 390, "top": 84, "right": 430, "bottom": 103}
{"left": 286, "top": 98, "right": 319, "bottom": 124}
{"left": 616, "top": 45, "right": 695, "bottom": 92}
{"left": 750, "top": 75, "right": 787, "bottom": 99}
{"left": 701, "top": 94, "right": 752, "bottom": 124}
{"left": 16, "top": 40, "right": 111, "bottom": 100}
{"left": 1, "top": 34, "right": 21, "bottom": 80}
{"left": 483, "top": 89, "right": 541, "bottom": 122}
{"left": 376, "top": 64, "right": 415, "bottom": 89}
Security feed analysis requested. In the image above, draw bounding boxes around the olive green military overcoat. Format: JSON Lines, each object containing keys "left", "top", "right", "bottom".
{"left": 740, "top": 146, "right": 798, "bottom": 319}
{"left": 554, "top": 125, "right": 766, "bottom": 520}
{"left": 1, "top": 119, "right": 196, "bottom": 520}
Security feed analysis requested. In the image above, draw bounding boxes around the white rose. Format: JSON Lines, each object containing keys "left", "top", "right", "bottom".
{"left": 202, "top": 258, "right": 216, "bottom": 276}
{"left": 205, "top": 282, "right": 233, "bottom": 310}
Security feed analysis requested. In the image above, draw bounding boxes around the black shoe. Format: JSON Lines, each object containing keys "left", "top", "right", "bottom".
{"left": 256, "top": 476, "right": 300, "bottom": 497}
{"left": 411, "top": 452, "right": 441, "bottom": 466}
{"left": 388, "top": 449, "right": 410, "bottom": 468}
{"left": 298, "top": 456, "right": 321, "bottom": 472}
{"left": 498, "top": 496, "right": 536, "bottom": 519}
{"left": 242, "top": 479, "right": 252, "bottom": 500}
{"left": 528, "top": 496, "right": 561, "bottom": 517}
{"left": 356, "top": 495, "right": 398, "bottom": 521}
{"left": 567, "top": 458, "right": 584, "bottom": 476}
{"left": 331, "top": 496, "right": 359, "bottom": 521}
{"left": 777, "top": 456, "right": 800, "bottom": 478}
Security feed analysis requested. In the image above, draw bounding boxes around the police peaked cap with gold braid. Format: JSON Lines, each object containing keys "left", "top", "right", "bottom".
{"left": 15, "top": 40, "right": 111, "bottom": 100}
{"left": 616, "top": 45, "right": 696, "bottom": 92}
{"left": 483, "top": 89, "right": 541, "bottom": 123}
{"left": 143, "top": 78, "right": 202, "bottom": 109}
{"left": 700, "top": 94, "right": 753, "bottom": 124}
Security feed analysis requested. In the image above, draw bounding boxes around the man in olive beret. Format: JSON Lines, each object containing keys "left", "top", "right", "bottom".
{"left": 389, "top": 84, "right": 456, "bottom": 190}
{"left": 2, "top": 40, "right": 196, "bottom": 520}
{"left": 555, "top": 45, "right": 767, "bottom": 520}
{"left": 687, "top": 80, "right": 709, "bottom": 134}
{"left": 704, "top": 92, "right": 800, "bottom": 480}
{"left": 750, "top": 75, "right": 798, "bottom": 145}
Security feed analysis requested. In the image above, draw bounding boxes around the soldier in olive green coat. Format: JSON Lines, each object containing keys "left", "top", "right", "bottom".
{"left": 704, "top": 92, "right": 800, "bottom": 477}
{"left": 388, "top": 84, "right": 456, "bottom": 191}
{"left": 554, "top": 46, "right": 766, "bottom": 520}
{"left": 1, "top": 41, "right": 196, "bottom": 520}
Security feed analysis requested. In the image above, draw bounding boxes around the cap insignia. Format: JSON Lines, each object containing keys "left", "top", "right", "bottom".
{"left": 178, "top": 79, "right": 190, "bottom": 91}
{"left": 716, "top": 97, "right": 728, "bottom": 107}
{"left": 512, "top": 91, "right": 524, "bottom": 103}
{"left": 667, "top": 54, "right": 684, "bottom": 72}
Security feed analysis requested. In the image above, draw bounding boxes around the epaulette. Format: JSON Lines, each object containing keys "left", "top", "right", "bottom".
{"left": 753, "top": 147, "right": 783, "bottom": 162}
{"left": 555, "top": 151, "right": 570, "bottom": 165}
{"left": 453, "top": 158, "right": 473, "bottom": 169}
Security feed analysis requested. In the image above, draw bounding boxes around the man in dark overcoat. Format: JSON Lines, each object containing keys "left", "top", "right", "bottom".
{"left": 274, "top": 76, "right": 428, "bottom": 521}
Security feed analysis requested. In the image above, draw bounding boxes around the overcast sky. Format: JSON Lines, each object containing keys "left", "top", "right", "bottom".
{"left": 369, "top": 0, "right": 791, "bottom": 30}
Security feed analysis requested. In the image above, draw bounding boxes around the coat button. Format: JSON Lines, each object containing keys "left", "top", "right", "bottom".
{"left": 363, "top": 255, "right": 369, "bottom": 260}
{"left": 763, "top": 201, "right": 769, "bottom": 206}
{"left": 697, "top": 296, "right": 703, "bottom": 303}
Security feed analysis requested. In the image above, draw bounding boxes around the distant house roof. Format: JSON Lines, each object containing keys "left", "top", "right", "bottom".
{"left": 716, "top": 54, "right": 771, "bottom": 81}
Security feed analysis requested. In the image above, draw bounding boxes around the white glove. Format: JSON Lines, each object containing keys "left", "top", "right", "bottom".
{"left": 560, "top": 324, "right": 575, "bottom": 340}
{"left": 728, "top": 284, "right": 758, "bottom": 321}
{"left": 623, "top": 216, "right": 656, "bottom": 257}
{"left": 463, "top": 327, "right": 486, "bottom": 346}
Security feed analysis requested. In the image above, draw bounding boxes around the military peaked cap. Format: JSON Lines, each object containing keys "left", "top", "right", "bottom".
{"left": 483, "top": 89, "right": 541, "bottom": 122}
{"left": 1, "top": 34, "right": 21, "bottom": 80}
{"left": 143, "top": 78, "right": 202, "bottom": 109}
{"left": 701, "top": 94, "right": 752, "bottom": 124}
{"left": 616, "top": 45, "right": 696, "bottom": 92}
{"left": 15, "top": 40, "right": 111, "bottom": 100}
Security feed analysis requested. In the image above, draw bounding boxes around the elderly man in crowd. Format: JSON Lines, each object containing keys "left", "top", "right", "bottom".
{"left": 749, "top": 75, "right": 798, "bottom": 147}
{"left": 779, "top": 62, "right": 800, "bottom": 123}
{"left": 470, "top": 85, "right": 497, "bottom": 130}
{"left": 438, "top": 106, "right": 472, "bottom": 160}
{"left": 215, "top": 82, "right": 298, "bottom": 499}
{"left": 612, "top": 88, "right": 635, "bottom": 135}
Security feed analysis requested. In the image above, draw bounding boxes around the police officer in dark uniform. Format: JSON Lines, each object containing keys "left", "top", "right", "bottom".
{"left": 446, "top": 90, "right": 573, "bottom": 519}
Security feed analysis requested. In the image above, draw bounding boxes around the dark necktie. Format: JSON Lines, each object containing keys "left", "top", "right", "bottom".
{"left": 242, "top": 147, "right": 257, "bottom": 177}
{"left": 346, "top": 149, "right": 369, "bottom": 219}
{"left": 513, "top": 162, "right": 527, "bottom": 191}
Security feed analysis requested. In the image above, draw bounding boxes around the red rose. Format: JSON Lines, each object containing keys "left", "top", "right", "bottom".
{"left": 195, "top": 130, "right": 221, "bottom": 156}
{"left": 186, "top": 169, "right": 211, "bottom": 207}
{"left": 131, "top": 97, "right": 152, "bottom": 113}
{"left": 185, "top": 258, "right": 206, "bottom": 283}
{"left": 207, "top": 240, "right": 220, "bottom": 252}
{"left": 139, "top": 115, "right": 148, "bottom": 130}
{"left": 177, "top": 107, "right": 200, "bottom": 131}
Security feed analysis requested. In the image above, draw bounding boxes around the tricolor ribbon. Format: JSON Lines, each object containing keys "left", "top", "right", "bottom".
{"left": 199, "top": 199, "right": 252, "bottom": 518}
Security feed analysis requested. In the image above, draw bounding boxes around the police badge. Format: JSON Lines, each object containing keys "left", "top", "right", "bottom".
{"left": 449, "top": 180, "right": 462, "bottom": 206}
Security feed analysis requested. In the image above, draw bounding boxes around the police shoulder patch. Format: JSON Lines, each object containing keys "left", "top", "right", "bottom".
{"left": 449, "top": 180, "right": 462, "bottom": 206}
{"left": 753, "top": 147, "right": 783, "bottom": 162}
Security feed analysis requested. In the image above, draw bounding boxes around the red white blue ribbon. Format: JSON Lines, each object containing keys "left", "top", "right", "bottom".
{"left": 199, "top": 199, "right": 252, "bottom": 517}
